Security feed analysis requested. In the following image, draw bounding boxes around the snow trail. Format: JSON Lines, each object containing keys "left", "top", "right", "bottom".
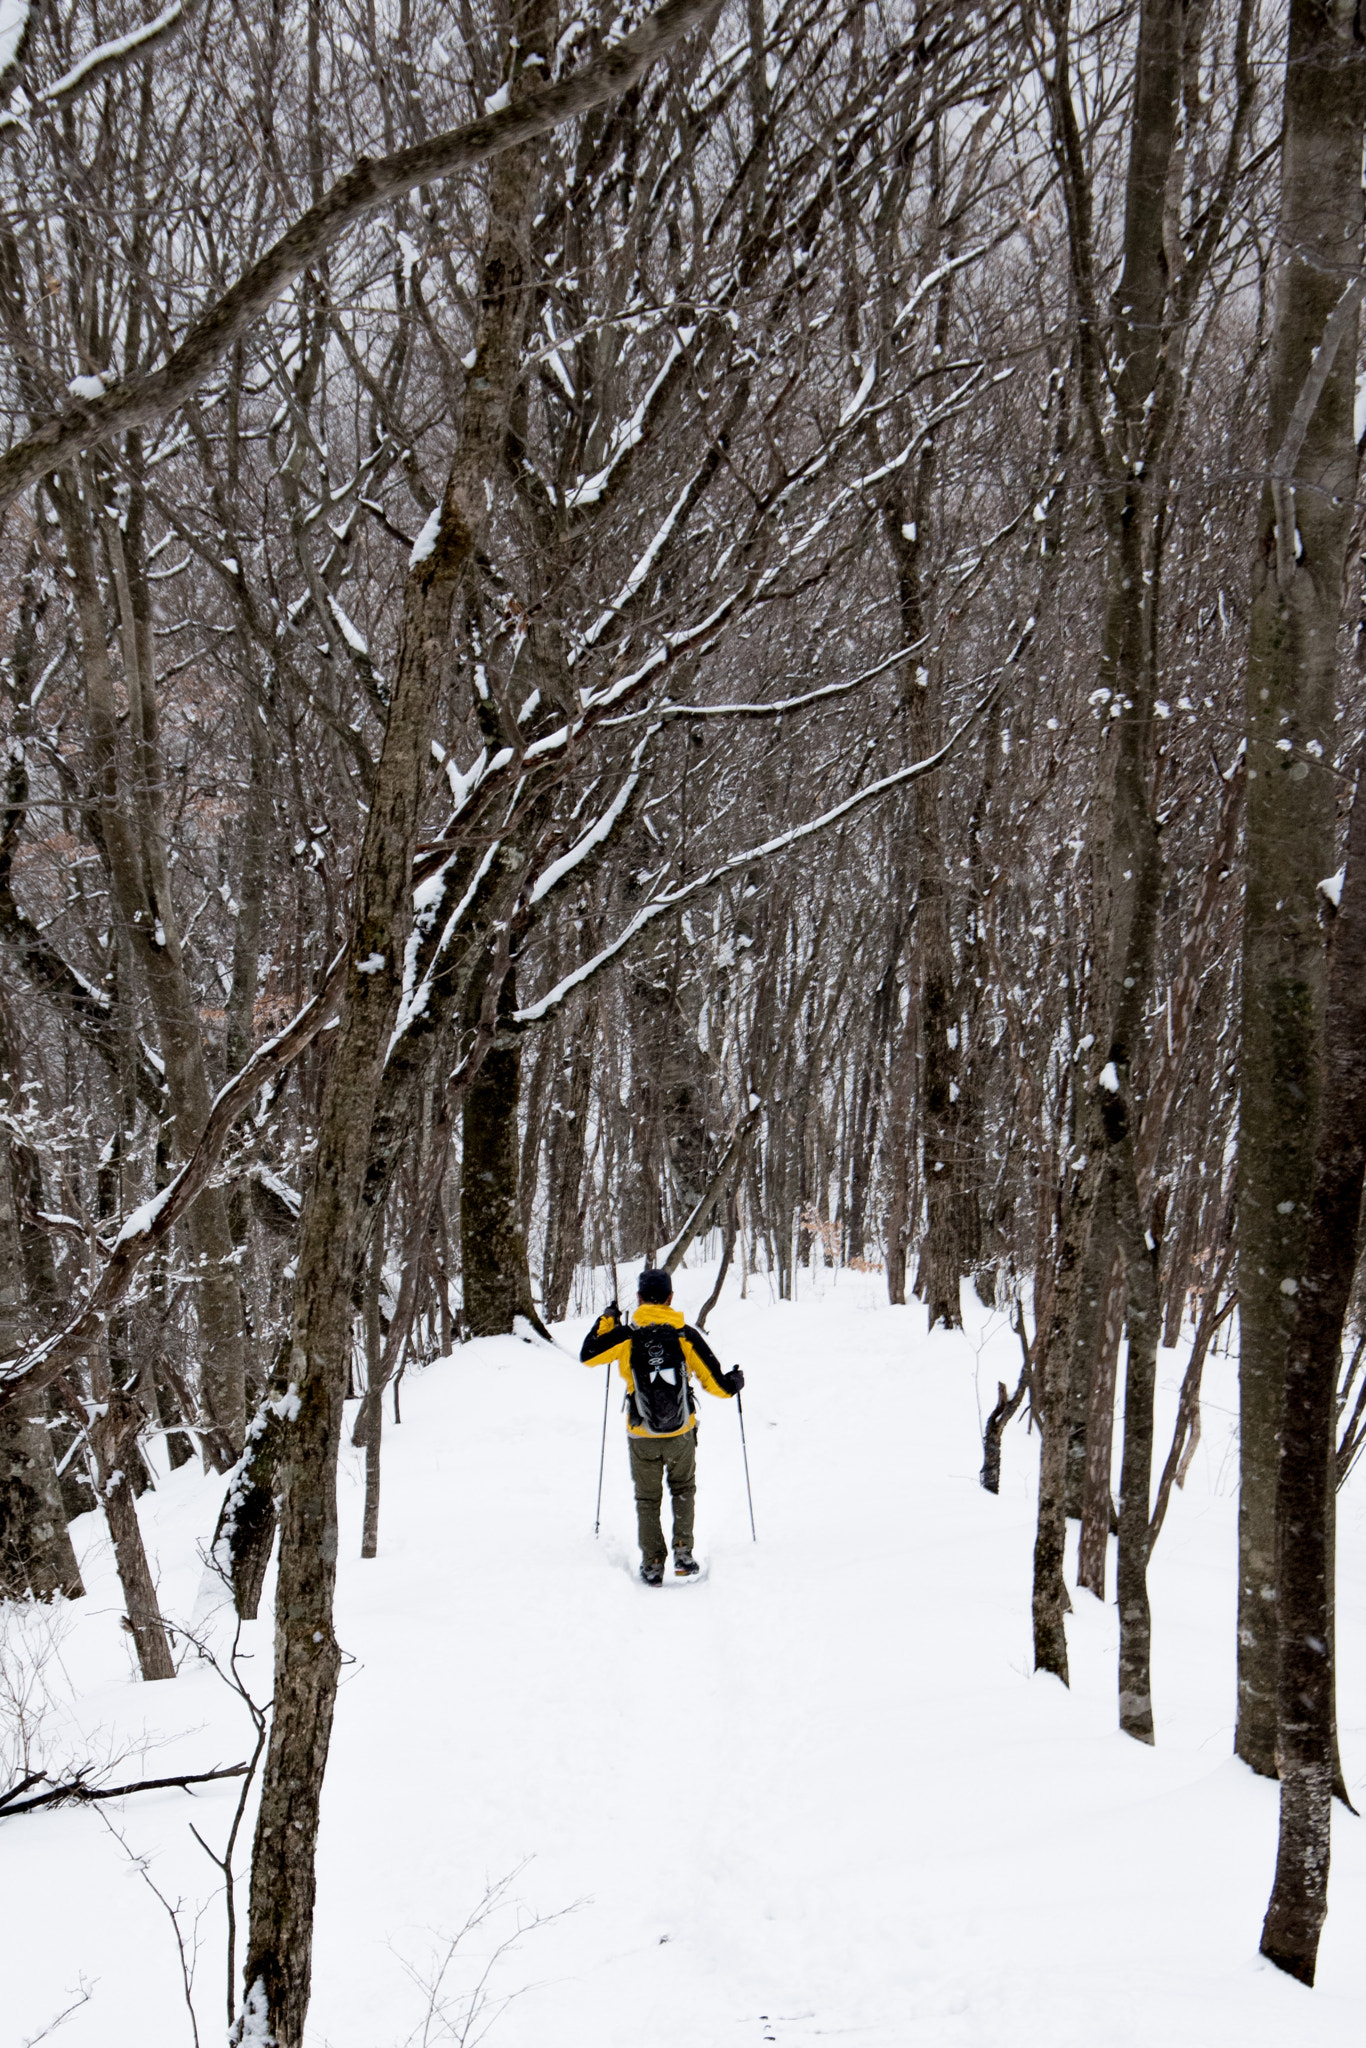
{"left": 5, "top": 1272, "right": 1366, "bottom": 2046}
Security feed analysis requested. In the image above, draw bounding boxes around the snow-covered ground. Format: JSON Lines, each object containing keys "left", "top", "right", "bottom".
{"left": 7, "top": 1267, "right": 1366, "bottom": 2047}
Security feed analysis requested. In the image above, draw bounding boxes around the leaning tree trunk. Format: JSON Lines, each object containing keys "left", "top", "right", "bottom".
{"left": 86, "top": 1366, "right": 176, "bottom": 1682}
{"left": 1236, "top": 0, "right": 1366, "bottom": 1780}
{"left": 1261, "top": 752, "right": 1366, "bottom": 1982}
{"left": 236, "top": 512, "right": 471, "bottom": 2047}
{"left": 235, "top": 20, "right": 565, "bottom": 2029}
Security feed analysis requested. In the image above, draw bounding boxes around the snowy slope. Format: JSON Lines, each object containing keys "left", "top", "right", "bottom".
{"left": 6, "top": 1270, "right": 1366, "bottom": 2047}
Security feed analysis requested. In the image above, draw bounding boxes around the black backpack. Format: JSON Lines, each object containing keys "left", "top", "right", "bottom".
{"left": 628, "top": 1323, "right": 694, "bottom": 1435}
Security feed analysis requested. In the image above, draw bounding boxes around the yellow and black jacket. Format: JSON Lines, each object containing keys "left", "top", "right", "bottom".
{"left": 580, "top": 1301, "right": 734, "bottom": 1437}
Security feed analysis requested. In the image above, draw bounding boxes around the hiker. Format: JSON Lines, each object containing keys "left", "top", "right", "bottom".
{"left": 581, "top": 1267, "right": 744, "bottom": 1583}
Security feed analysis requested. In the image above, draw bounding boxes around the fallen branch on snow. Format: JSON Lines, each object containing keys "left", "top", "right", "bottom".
{"left": 0, "top": 1760, "right": 250, "bottom": 1818}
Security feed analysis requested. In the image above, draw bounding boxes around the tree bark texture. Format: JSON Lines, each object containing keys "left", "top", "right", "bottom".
{"left": 96, "top": 1444, "right": 177, "bottom": 1682}
{"left": 888, "top": 424, "right": 973, "bottom": 1329}
{"left": 1066, "top": 1183, "right": 1119, "bottom": 1520}
{"left": 1261, "top": 756, "right": 1366, "bottom": 1981}
{"left": 0, "top": 1123, "right": 83, "bottom": 1602}
{"left": 83, "top": 1335, "right": 176, "bottom": 1681}
{"left": 1076, "top": 1234, "right": 1125, "bottom": 1598}
{"left": 1236, "top": 0, "right": 1366, "bottom": 1780}
{"left": 1033, "top": 1146, "right": 1104, "bottom": 1682}
{"left": 1112, "top": 1137, "right": 1159, "bottom": 1743}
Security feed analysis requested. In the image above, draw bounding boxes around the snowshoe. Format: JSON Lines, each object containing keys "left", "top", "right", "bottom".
{"left": 673, "top": 1551, "right": 700, "bottom": 1578}
{"left": 640, "top": 1559, "right": 665, "bottom": 1586}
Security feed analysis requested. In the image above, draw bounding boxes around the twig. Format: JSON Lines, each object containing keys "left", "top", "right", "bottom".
{"left": 20, "top": 1975, "right": 93, "bottom": 2045}
{"left": 179, "top": 1613, "right": 272, "bottom": 2030}
{"left": 94, "top": 1808, "right": 203, "bottom": 2048}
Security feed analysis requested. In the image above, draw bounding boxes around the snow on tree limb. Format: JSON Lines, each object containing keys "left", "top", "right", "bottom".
{"left": 0, "top": 0, "right": 35, "bottom": 104}
{"left": 512, "top": 675, "right": 1007, "bottom": 1028}
{"left": 0, "top": 945, "right": 350, "bottom": 1413}
{"left": 609, "top": 641, "right": 928, "bottom": 725}
{"left": 0, "top": 0, "right": 207, "bottom": 130}
{"left": 0, "top": 0, "right": 722, "bottom": 509}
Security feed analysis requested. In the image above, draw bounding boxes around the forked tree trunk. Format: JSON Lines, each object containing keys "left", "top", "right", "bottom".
{"left": 1236, "top": 0, "right": 1366, "bottom": 1780}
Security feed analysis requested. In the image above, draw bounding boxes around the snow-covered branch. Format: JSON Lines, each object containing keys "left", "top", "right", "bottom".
{"left": 513, "top": 678, "right": 1004, "bottom": 1027}
{"left": 0, "top": 0, "right": 722, "bottom": 508}
{"left": 0, "top": 946, "right": 349, "bottom": 1413}
{"left": 0, "top": 0, "right": 207, "bottom": 130}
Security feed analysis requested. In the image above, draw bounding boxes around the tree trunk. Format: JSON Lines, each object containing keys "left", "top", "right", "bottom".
{"left": 461, "top": 970, "right": 542, "bottom": 1337}
{"left": 0, "top": 1388, "right": 84, "bottom": 1602}
{"left": 88, "top": 1370, "right": 176, "bottom": 1682}
{"left": 1236, "top": 0, "right": 1366, "bottom": 1780}
{"left": 237, "top": 31, "right": 552, "bottom": 2032}
{"left": 355, "top": 1130, "right": 448, "bottom": 1556}
{"left": 98, "top": 1456, "right": 177, "bottom": 1681}
{"left": 1036, "top": 0, "right": 1193, "bottom": 1704}
{"left": 542, "top": 1008, "right": 597, "bottom": 1323}
{"left": 696, "top": 1188, "right": 740, "bottom": 1332}
{"left": 1076, "top": 1235, "right": 1125, "bottom": 1598}
{"left": 1033, "top": 1147, "right": 1104, "bottom": 1681}
{"left": 53, "top": 469, "right": 250, "bottom": 1459}
{"left": 238, "top": 552, "right": 461, "bottom": 2044}
{"left": 1261, "top": 753, "right": 1366, "bottom": 1981}
{"left": 1066, "top": 1183, "right": 1119, "bottom": 1519}
{"left": 1113, "top": 1141, "right": 1159, "bottom": 1743}
{"left": 0, "top": 1110, "right": 83, "bottom": 1602}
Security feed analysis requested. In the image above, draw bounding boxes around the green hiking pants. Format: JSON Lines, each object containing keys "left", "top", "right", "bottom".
{"left": 628, "top": 1427, "right": 697, "bottom": 1563}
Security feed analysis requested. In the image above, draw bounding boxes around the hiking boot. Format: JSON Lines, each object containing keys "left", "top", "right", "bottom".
{"left": 639, "top": 1558, "right": 665, "bottom": 1586}
{"left": 674, "top": 1550, "right": 700, "bottom": 1578}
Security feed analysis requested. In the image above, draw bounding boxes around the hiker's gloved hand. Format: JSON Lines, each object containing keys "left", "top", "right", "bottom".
{"left": 604, "top": 1299, "right": 621, "bottom": 1322}
{"left": 721, "top": 1366, "right": 745, "bottom": 1396}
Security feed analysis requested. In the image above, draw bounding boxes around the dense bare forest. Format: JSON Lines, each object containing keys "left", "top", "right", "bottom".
{"left": 0, "top": 0, "right": 1364, "bottom": 2038}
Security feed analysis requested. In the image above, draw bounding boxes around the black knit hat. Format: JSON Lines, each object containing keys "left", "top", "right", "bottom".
{"left": 637, "top": 1267, "right": 673, "bottom": 1304}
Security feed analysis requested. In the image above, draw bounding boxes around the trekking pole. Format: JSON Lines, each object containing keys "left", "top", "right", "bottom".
{"left": 593, "top": 1361, "right": 612, "bottom": 1537}
{"left": 736, "top": 1388, "right": 756, "bottom": 1542}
